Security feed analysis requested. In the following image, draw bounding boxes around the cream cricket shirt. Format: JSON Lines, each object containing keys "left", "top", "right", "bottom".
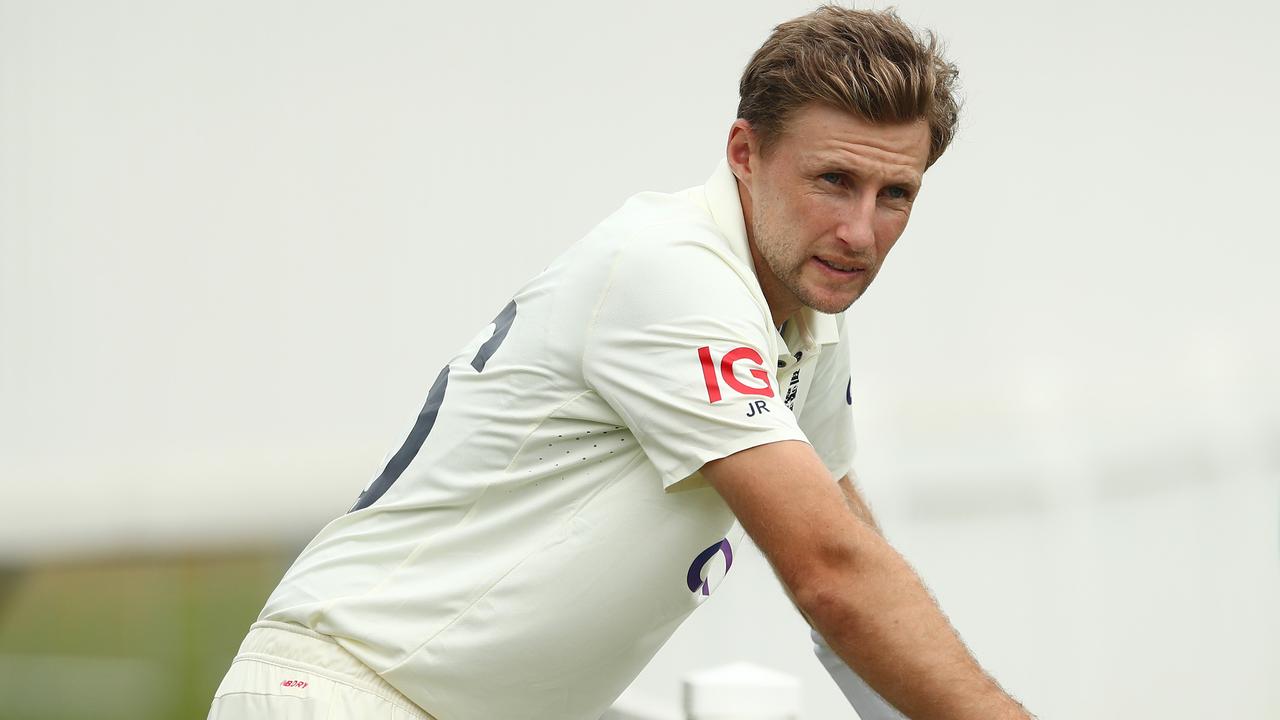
{"left": 260, "top": 160, "right": 856, "bottom": 720}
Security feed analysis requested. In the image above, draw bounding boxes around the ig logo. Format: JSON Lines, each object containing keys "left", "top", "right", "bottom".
{"left": 686, "top": 538, "right": 734, "bottom": 596}
{"left": 697, "top": 346, "right": 774, "bottom": 403}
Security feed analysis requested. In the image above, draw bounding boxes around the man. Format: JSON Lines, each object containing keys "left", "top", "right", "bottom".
{"left": 209, "top": 7, "right": 1031, "bottom": 720}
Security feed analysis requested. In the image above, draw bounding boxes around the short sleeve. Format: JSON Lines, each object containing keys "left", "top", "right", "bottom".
{"left": 795, "top": 315, "right": 855, "bottom": 480}
{"left": 582, "top": 232, "right": 809, "bottom": 490}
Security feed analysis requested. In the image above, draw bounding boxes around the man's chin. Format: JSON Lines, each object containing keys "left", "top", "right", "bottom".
{"left": 799, "top": 287, "right": 865, "bottom": 315}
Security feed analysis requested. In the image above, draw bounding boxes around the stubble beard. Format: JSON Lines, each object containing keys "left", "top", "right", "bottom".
{"left": 752, "top": 215, "right": 870, "bottom": 316}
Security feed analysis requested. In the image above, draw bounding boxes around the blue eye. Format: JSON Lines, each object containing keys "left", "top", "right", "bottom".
{"left": 884, "top": 186, "right": 908, "bottom": 200}
{"left": 820, "top": 172, "right": 843, "bottom": 185}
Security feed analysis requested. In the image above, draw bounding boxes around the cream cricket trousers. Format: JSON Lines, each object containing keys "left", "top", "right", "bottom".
{"left": 207, "top": 620, "right": 438, "bottom": 720}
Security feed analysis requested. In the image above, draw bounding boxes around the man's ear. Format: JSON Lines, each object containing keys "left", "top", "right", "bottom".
{"left": 726, "top": 119, "right": 758, "bottom": 191}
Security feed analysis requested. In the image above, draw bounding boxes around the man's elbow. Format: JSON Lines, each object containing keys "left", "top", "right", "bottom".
{"left": 783, "top": 537, "right": 873, "bottom": 630}
{"left": 792, "top": 577, "right": 854, "bottom": 633}
{"left": 778, "top": 540, "right": 860, "bottom": 620}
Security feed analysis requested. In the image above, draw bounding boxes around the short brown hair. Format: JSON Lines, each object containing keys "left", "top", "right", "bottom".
{"left": 738, "top": 5, "right": 961, "bottom": 167}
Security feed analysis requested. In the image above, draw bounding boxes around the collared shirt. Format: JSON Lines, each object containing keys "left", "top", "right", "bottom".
{"left": 260, "top": 160, "right": 855, "bottom": 720}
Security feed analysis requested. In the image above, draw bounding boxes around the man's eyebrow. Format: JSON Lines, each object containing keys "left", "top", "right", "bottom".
{"left": 806, "top": 154, "right": 922, "bottom": 187}
{"left": 891, "top": 175, "right": 923, "bottom": 192}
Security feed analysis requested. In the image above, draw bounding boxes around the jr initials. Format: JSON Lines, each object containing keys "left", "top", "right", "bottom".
{"left": 745, "top": 400, "right": 770, "bottom": 417}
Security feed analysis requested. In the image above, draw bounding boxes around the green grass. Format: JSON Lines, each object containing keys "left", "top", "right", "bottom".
{"left": 0, "top": 548, "right": 296, "bottom": 720}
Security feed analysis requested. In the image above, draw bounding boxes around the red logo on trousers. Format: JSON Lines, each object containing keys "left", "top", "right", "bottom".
{"left": 281, "top": 679, "right": 309, "bottom": 688}
{"left": 697, "top": 346, "right": 774, "bottom": 403}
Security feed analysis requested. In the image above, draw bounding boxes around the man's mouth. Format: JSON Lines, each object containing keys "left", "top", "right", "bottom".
{"left": 815, "top": 257, "right": 865, "bottom": 273}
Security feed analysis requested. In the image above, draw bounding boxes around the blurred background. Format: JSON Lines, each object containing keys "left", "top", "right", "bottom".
{"left": 2, "top": 0, "right": 1277, "bottom": 718}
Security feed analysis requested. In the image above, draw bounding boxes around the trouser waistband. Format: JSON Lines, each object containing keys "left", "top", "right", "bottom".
{"left": 239, "top": 620, "right": 434, "bottom": 718}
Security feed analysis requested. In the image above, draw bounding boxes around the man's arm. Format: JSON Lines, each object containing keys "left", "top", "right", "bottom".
{"left": 835, "top": 472, "right": 879, "bottom": 531}
{"left": 701, "top": 440, "right": 1030, "bottom": 720}
{"left": 807, "top": 473, "right": 907, "bottom": 720}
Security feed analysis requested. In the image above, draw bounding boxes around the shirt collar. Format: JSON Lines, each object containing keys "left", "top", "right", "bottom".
{"left": 703, "top": 159, "right": 841, "bottom": 349}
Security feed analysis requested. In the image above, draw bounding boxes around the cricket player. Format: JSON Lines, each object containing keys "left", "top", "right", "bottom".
{"left": 209, "top": 6, "right": 1032, "bottom": 720}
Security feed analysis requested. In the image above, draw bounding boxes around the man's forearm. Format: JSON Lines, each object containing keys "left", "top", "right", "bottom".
{"left": 798, "top": 517, "right": 1030, "bottom": 720}
{"left": 812, "top": 627, "right": 907, "bottom": 720}
{"left": 703, "top": 444, "right": 1029, "bottom": 720}
{"left": 813, "top": 475, "right": 905, "bottom": 719}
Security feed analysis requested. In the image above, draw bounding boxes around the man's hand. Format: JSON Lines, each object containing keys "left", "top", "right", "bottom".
{"left": 701, "top": 440, "right": 1031, "bottom": 720}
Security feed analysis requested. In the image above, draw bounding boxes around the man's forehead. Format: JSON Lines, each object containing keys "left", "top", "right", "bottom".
{"left": 778, "top": 105, "right": 930, "bottom": 172}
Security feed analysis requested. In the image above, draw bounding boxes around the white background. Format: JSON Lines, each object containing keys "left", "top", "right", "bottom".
{"left": 2, "top": 1, "right": 1277, "bottom": 717}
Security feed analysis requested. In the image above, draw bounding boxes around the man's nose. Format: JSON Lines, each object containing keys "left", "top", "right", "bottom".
{"left": 835, "top": 195, "right": 877, "bottom": 251}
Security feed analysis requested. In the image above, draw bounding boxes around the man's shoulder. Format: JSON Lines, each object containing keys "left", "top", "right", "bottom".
{"left": 536, "top": 173, "right": 769, "bottom": 337}
{"left": 568, "top": 187, "right": 773, "bottom": 346}
{"left": 605, "top": 186, "right": 725, "bottom": 246}
{"left": 593, "top": 185, "right": 754, "bottom": 285}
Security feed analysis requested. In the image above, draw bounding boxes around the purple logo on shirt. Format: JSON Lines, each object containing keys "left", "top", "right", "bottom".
{"left": 687, "top": 538, "right": 734, "bottom": 596}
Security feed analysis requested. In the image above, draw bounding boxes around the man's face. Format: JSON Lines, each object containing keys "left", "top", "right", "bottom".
{"left": 731, "top": 104, "right": 932, "bottom": 320}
